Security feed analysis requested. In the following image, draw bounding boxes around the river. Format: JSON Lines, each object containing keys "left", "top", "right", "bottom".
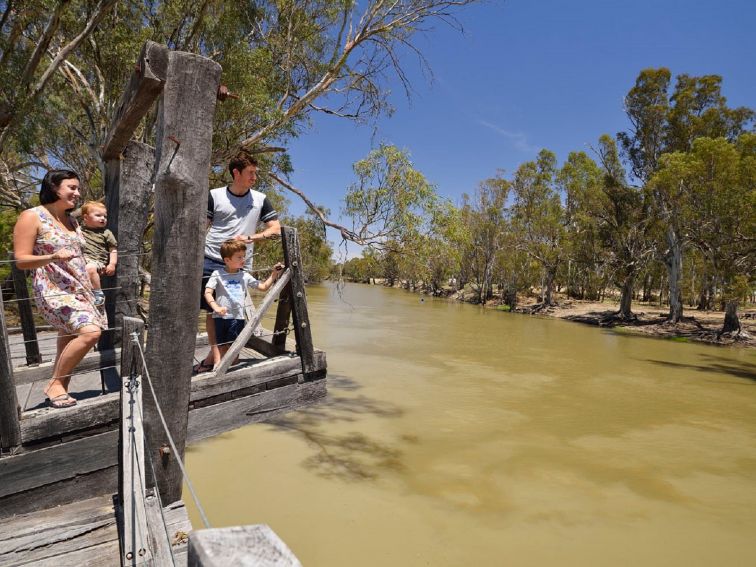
{"left": 185, "top": 282, "right": 756, "bottom": 566}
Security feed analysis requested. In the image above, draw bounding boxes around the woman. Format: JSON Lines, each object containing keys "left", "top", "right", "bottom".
{"left": 13, "top": 169, "right": 106, "bottom": 408}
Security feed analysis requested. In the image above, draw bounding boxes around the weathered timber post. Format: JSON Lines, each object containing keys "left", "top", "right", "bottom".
{"left": 144, "top": 50, "right": 221, "bottom": 504}
{"left": 100, "top": 41, "right": 168, "bottom": 352}
{"left": 9, "top": 254, "right": 41, "bottom": 365}
{"left": 119, "top": 316, "right": 150, "bottom": 565}
{"left": 188, "top": 525, "right": 302, "bottom": 567}
{"left": 103, "top": 142, "right": 156, "bottom": 339}
{"left": 274, "top": 227, "right": 316, "bottom": 378}
{"left": 0, "top": 292, "right": 21, "bottom": 451}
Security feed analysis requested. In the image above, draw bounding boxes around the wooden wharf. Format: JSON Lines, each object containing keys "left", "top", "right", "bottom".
{"left": 1, "top": 40, "right": 322, "bottom": 565}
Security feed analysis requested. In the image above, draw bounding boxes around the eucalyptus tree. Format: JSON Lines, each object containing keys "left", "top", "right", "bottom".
{"left": 1, "top": 0, "right": 479, "bottom": 218}
{"left": 510, "top": 149, "right": 565, "bottom": 307}
{"left": 650, "top": 135, "right": 756, "bottom": 334}
{"left": 558, "top": 151, "right": 606, "bottom": 300}
{"left": 425, "top": 200, "right": 466, "bottom": 293}
{"left": 460, "top": 174, "right": 509, "bottom": 303}
{"left": 595, "top": 135, "right": 656, "bottom": 319}
{"left": 618, "top": 68, "right": 754, "bottom": 322}
{"left": 341, "top": 144, "right": 437, "bottom": 248}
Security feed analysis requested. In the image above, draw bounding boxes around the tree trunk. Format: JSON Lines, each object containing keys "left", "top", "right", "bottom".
{"left": 721, "top": 300, "right": 741, "bottom": 334}
{"left": 664, "top": 226, "right": 684, "bottom": 323}
{"left": 618, "top": 274, "right": 635, "bottom": 319}
{"left": 504, "top": 282, "right": 517, "bottom": 309}
{"left": 642, "top": 273, "right": 653, "bottom": 302}
{"left": 542, "top": 269, "right": 555, "bottom": 306}
{"left": 697, "top": 276, "right": 714, "bottom": 311}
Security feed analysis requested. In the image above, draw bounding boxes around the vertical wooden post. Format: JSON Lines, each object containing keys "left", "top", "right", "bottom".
{"left": 144, "top": 50, "right": 221, "bottom": 505}
{"left": 277, "top": 227, "right": 316, "bottom": 378}
{"left": 119, "top": 316, "right": 150, "bottom": 564}
{"left": 102, "top": 141, "right": 156, "bottom": 351}
{"left": 9, "top": 254, "right": 41, "bottom": 365}
{"left": 99, "top": 40, "right": 168, "bottom": 353}
{"left": 0, "top": 292, "right": 21, "bottom": 451}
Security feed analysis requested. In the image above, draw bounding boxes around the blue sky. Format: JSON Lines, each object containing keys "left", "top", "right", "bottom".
{"left": 282, "top": 0, "right": 755, "bottom": 246}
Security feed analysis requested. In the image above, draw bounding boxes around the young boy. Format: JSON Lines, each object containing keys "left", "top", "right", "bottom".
{"left": 80, "top": 201, "right": 117, "bottom": 306}
{"left": 203, "top": 239, "right": 284, "bottom": 369}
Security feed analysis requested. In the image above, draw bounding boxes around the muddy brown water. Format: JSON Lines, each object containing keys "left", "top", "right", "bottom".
{"left": 185, "top": 282, "right": 756, "bottom": 566}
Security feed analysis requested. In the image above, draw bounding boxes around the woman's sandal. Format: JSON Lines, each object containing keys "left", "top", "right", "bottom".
{"left": 192, "top": 361, "right": 213, "bottom": 375}
{"left": 47, "top": 393, "right": 77, "bottom": 409}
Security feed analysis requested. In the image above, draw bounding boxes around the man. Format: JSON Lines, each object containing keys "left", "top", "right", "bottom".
{"left": 194, "top": 152, "right": 281, "bottom": 373}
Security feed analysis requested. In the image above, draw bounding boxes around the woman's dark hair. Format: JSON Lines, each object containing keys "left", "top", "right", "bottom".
{"left": 39, "top": 169, "right": 80, "bottom": 205}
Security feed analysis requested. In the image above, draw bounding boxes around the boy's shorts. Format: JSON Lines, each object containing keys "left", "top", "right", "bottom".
{"left": 214, "top": 318, "right": 245, "bottom": 347}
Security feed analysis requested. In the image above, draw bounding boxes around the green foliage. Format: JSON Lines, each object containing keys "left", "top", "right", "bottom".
{"left": 285, "top": 208, "right": 334, "bottom": 283}
{"left": 510, "top": 149, "right": 565, "bottom": 304}
{"left": 650, "top": 135, "right": 756, "bottom": 306}
{"left": 343, "top": 144, "right": 437, "bottom": 248}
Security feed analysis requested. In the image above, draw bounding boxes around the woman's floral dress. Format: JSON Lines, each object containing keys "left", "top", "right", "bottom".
{"left": 31, "top": 206, "right": 107, "bottom": 334}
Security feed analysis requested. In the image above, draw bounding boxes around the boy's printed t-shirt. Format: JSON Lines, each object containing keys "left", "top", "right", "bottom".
{"left": 205, "top": 269, "right": 260, "bottom": 319}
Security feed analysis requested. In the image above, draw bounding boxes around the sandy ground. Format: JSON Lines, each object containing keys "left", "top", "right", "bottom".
{"left": 510, "top": 297, "right": 756, "bottom": 348}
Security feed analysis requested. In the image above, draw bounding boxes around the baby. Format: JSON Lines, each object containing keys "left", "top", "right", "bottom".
{"left": 80, "top": 201, "right": 118, "bottom": 306}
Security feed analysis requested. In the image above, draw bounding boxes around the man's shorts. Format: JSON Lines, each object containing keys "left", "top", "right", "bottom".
{"left": 200, "top": 259, "right": 224, "bottom": 312}
{"left": 214, "top": 318, "right": 245, "bottom": 347}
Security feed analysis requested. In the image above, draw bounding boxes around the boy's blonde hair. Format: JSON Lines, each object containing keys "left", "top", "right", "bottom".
{"left": 81, "top": 200, "right": 107, "bottom": 215}
{"left": 220, "top": 239, "right": 247, "bottom": 260}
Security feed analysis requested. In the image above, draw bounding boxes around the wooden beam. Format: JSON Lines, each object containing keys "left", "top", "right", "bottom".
{"left": 119, "top": 317, "right": 150, "bottom": 565}
{"left": 214, "top": 269, "right": 291, "bottom": 378}
{"left": 102, "top": 141, "right": 155, "bottom": 350}
{"left": 144, "top": 49, "right": 221, "bottom": 505}
{"left": 20, "top": 393, "right": 119, "bottom": 444}
{"left": 9, "top": 254, "right": 41, "bottom": 365}
{"left": 0, "top": 495, "right": 117, "bottom": 566}
{"left": 101, "top": 41, "right": 168, "bottom": 160}
{"left": 187, "top": 380, "right": 326, "bottom": 444}
{"left": 0, "top": 430, "right": 119, "bottom": 498}
{"left": 13, "top": 347, "right": 118, "bottom": 386}
{"left": 18, "top": 351, "right": 326, "bottom": 445}
{"left": 280, "top": 227, "right": 317, "bottom": 378}
{"left": 0, "top": 289, "right": 21, "bottom": 450}
{"left": 143, "top": 491, "right": 175, "bottom": 565}
{"left": 0, "top": 466, "right": 118, "bottom": 520}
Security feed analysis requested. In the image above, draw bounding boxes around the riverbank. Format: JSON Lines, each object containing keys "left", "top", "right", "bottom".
{"left": 358, "top": 280, "right": 755, "bottom": 348}
{"left": 511, "top": 298, "right": 756, "bottom": 348}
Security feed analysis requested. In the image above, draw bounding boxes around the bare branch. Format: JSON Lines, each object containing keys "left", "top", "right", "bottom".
{"left": 269, "top": 171, "right": 367, "bottom": 245}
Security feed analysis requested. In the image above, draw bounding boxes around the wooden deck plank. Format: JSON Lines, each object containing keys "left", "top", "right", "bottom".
{"left": 0, "top": 494, "right": 118, "bottom": 567}
{"left": 188, "top": 380, "right": 327, "bottom": 444}
{"left": 0, "top": 494, "right": 190, "bottom": 567}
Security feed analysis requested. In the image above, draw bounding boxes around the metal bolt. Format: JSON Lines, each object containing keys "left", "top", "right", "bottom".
{"left": 301, "top": 322, "right": 308, "bottom": 328}
{"left": 296, "top": 292, "right": 303, "bottom": 298}
{"left": 126, "top": 552, "right": 133, "bottom": 560}
{"left": 291, "top": 260, "right": 298, "bottom": 267}
{"left": 159, "top": 445, "right": 171, "bottom": 457}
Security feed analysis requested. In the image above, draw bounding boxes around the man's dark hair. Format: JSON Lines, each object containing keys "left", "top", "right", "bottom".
{"left": 228, "top": 152, "right": 258, "bottom": 177}
{"left": 39, "top": 169, "right": 80, "bottom": 205}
